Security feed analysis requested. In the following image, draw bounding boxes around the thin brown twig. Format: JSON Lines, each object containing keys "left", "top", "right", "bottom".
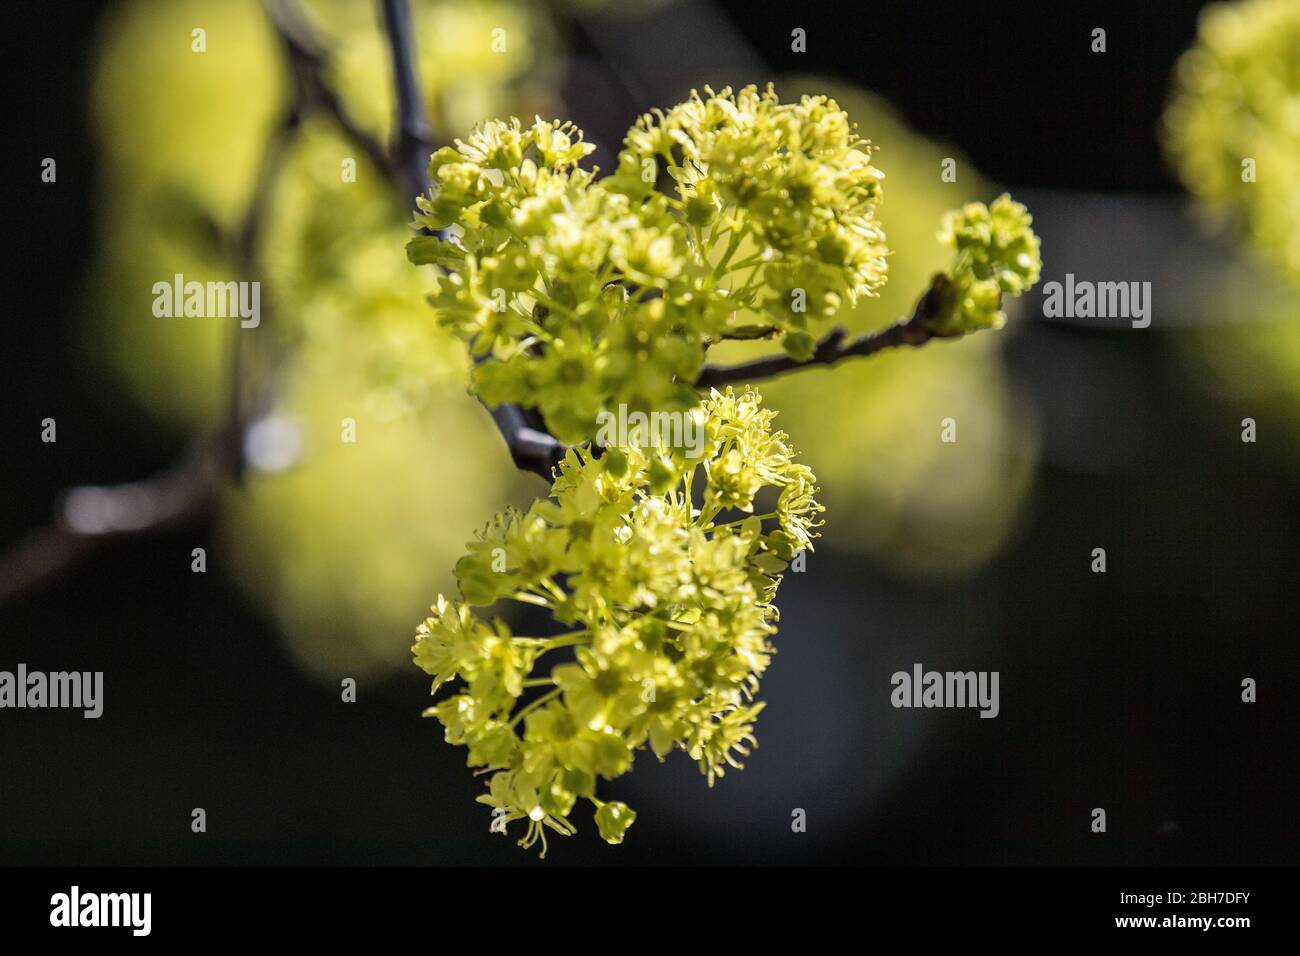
{"left": 0, "top": 442, "right": 227, "bottom": 604}
{"left": 695, "top": 273, "right": 959, "bottom": 388}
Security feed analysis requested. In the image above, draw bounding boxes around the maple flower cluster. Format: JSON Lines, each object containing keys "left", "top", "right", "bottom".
{"left": 412, "top": 387, "right": 823, "bottom": 854}
{"left": 930, "top": 193, "right": 1042, "bottom": 335}
{"left": 406, "top": 86, "right": 1042, "bottom": 854}
{"left": 406, "top": 85, "right": 891, "bottom": 441}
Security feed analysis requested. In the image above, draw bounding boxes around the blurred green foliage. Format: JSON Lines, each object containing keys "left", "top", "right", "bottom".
{"left": 90, "top": 0, "right": 552, "bottom": 678}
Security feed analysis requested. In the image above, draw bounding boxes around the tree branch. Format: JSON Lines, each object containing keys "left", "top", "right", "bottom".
{"left": 696, "top": 273, "right": 959, "bottom": 388}
{"left": 379, "top": 0, "right": 564, "bottom": 479}
{"left": 379, "top": 0, "right": 435, "bottom": 204}
{"left": 0, "top": 440, "right": 228, "bottom": 604}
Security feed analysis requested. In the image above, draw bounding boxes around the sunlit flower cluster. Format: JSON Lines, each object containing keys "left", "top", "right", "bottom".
{"left": 407, "top": 86, "right": 892, "bottom": 440}
{"left": 412, "top": 387, "right": 822, "bottom": 853}
{"left": 408, "top": 88, "right": 1041, "bottom": 854}
{"left": 610, "top": 84, "right": 891, "bottom": 359}
{"left": 930, "top": 194, "right": 1042, "bottom": 335}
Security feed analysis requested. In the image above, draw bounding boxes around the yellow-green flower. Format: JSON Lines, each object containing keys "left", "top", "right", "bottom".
{"left": 408, "top": 86, "right": 893, "bottom": 444}
{"left": 412, "top": 387, "right": 822, "bottom": 853}
{"left": 929, "top": 193, "right": 1042, "bottom": 335}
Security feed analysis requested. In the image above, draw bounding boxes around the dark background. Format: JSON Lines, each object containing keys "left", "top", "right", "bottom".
{"left": 2, "top": 0, "right": 1296, "bottom": 865}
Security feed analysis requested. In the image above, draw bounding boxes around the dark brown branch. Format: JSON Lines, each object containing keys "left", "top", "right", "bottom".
{"left": 0, "top": 439, "right": 227, "bottom": 604}
{"left": 379, "top": 0, "right": 564, "bottom": 479}
{"left": 696, "top": 273, "right": 959, "bottom": 388}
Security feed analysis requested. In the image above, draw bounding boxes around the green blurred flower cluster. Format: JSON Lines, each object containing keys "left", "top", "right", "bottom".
{"left": 408, "top": 85, "right": 892, "bottom": 441}
{"left": 413, "top": 387, "right": 822, "bottom": 852}
{"left": 1164, "top": 0, "right": 1300, "bottom": 464}
{"left": 1164, "top": 0, "right": 1300, "bottom": 279}
{"left": 930, "top": 194, "right": 1042, "bottom": 335}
